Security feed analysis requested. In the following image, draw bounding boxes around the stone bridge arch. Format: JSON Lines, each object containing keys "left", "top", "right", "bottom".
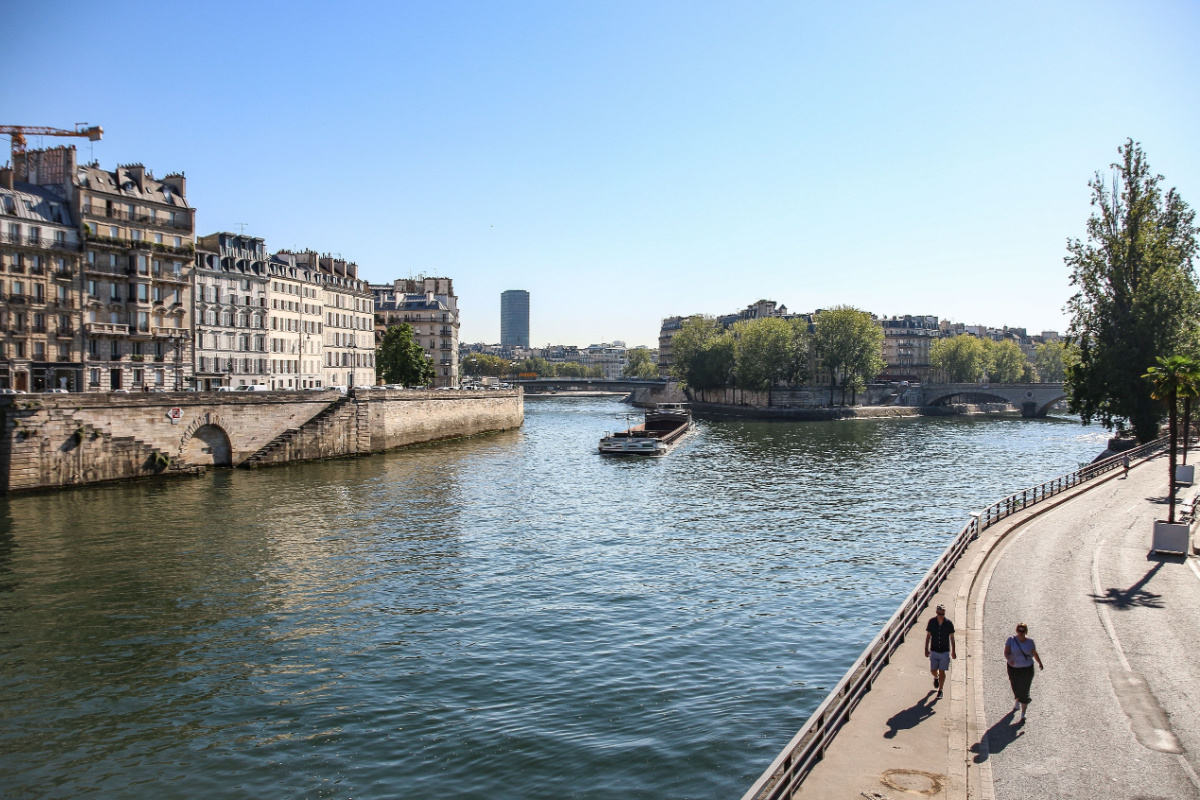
{"left": 921, "top": 384, "right": 1066, "bottom": 417}
{"left": 178, "top": 411, "right": 234, "bottom": 467}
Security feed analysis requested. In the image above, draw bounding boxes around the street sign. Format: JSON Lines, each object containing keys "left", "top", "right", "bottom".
{"left": 167, "top": 407, "right": 183, "bottom": 424}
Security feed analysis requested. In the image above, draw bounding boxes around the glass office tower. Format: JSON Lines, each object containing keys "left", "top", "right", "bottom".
{"left": 500, "top": 290, "right": 530, "bottom": 348}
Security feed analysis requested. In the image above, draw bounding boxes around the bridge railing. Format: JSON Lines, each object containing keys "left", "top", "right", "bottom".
{"left": 740, "top": 435, "right": 1169, "bottom": 800}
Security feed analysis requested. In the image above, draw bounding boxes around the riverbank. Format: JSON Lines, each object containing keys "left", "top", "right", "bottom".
{"left": 682, "top": 401, "right": 1018, "bottom": 420}
{"left": 0, "top": 387, "right": 524, "bottom": 493}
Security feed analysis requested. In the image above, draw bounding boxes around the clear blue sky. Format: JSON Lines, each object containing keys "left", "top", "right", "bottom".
{"left": 4, "top": 1, "right": 1198, "bottom": 347}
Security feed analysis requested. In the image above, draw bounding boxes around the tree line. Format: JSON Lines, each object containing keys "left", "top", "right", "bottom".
{"left": 930, "top": 337, "right": 1075, "bottom": 383}
{"left": 670, "top": 306, "right": 885, "bottom": 404}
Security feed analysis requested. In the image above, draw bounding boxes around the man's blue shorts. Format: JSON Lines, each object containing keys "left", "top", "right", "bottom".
{"left": 929, "top": 651, "right": 950, "bottom": 671}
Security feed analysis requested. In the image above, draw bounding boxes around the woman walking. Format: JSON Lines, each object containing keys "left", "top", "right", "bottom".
{"left": 1004, "top": 623, "right": 1043, "bottom": 721}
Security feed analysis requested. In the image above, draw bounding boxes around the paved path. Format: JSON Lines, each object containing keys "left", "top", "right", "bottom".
{"left": 761, "top": 449, "right": 1200, "bottom": 800}
{"left": 979, "top": 453, "right": 1200, "bottom": 799}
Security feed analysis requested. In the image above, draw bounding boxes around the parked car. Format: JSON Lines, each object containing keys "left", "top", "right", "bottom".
{"left": 112, "top": 388, "right": 130, "bottom": 394}
{"left": 233, "top": 385, "right": 270, "bottom": 392}
{"left": 45, "top": 388, "right": 71, "bottom": 394}
{"left": 0, "top": 388, "right": 25, "bottom": 394}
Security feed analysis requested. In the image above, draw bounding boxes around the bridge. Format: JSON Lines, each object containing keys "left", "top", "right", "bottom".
{"left": 514, "top": 377, "right": 669, "bottom": 393}
{"left": 919, "top": 382, "right": 1066, "bottom": 417}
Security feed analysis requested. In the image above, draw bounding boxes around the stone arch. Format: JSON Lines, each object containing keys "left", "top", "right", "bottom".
{"left": 180, "top": 424, "right": 232, "bottom": 467}
{"left": 925, "top": 389, "right": 1013, "bottom": 407}
{"left": 178, "top": 411, "right": 234, "bottom": 467}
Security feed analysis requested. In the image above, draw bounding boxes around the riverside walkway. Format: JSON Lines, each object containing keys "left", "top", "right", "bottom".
{"left": 743, "top": 446, "right": 1200, "bottom": 800}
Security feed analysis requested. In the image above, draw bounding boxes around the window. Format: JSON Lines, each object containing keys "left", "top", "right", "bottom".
{"left": 154, "top": 233, "right": 163, "bottom": 244}
{"left": 89, "top": 340, "right": 99, "bottom": 356}
{"left": 14, "top": 342, "right": 24, "bottom": 358}
{"left": 137, "top": 284, "right": 149, "bottom": 302}
{"left": 131, "top": 230, "right": 142, "bottom": 241}
{"left": 110, "top": 340, "right": 120, "bottom": 359}
{"left": 109, "top": 226, "right": 119, "bottom": 238}
{"left": 33, "top": 342, "right": 44, "bottom": 359}
{"left": 153, "top": 285, "right": 163, "bottom": 302}
{"left": 173, "top": 236, "right": 181, "bottom": 248}
{"left": 137, "top": 312, "right": 149, "bottom": 331}
{"left": 155, "top": 370, "right": 164, "bottom": 386}
{"left": 90, "top": 368, "right": 100, "bottom": 385}
{"left": 132, "top": 368, "right": 144, "bottom": 385}
{"left": 137, "top": 255, "right": 148, "bottom": 274}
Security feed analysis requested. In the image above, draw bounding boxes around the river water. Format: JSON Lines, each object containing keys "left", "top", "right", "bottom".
{"left": 0, "top": 398, "right": 1106, "bottom": 799}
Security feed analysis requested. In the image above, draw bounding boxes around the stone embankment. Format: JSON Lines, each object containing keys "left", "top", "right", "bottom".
{"left": 0, "top": 388, "right": 523, "bottom": 493}
{"left": 629, "top": 383, "right": 1018, "bottom": 419}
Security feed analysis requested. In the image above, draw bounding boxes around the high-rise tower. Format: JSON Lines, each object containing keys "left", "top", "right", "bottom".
{"left": 500, "top": 289, "right": 530, "bottom": 348}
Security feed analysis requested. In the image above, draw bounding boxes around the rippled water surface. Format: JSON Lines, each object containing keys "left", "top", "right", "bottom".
{"left": 0, "top": 399, "right": 1106, "bottom": 799}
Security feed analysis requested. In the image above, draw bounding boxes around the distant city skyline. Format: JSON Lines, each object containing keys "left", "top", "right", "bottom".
{"left": 6, "top": 2, "right": 1196, "bottom": 347}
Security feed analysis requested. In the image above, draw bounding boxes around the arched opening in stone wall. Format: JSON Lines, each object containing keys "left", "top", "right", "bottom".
{"left": 181, "top": 425, "right": 233, "bottom": 467}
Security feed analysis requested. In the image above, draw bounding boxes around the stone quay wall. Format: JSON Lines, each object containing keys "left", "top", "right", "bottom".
{"left": 0, "top": 388, "right": 524, "bottom": 493}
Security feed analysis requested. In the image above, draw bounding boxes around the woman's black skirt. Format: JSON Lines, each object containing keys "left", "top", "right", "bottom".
{"left": 1007, "top": 664, "right": 1035, "bottom": 704}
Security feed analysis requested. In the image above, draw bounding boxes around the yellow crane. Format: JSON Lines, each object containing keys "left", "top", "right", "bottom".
{"left": 0, "top": 123, "right": 103, "bottom": 163}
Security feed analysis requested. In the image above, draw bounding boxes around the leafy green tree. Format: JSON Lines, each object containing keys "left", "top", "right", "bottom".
{"left": 624, "top": 348, "right": 659, "bottom": 379}
{"left": 1067, "top": 140, "right": 1200, "bottom": 442}
{"left": 670, "top": 316, "right": 735, "bottom": 390}
{"left": 811, "top": 306, "right": 885, "bottom": 404}
{"left": 461, "top": 353, "right": 511, "bottom": 377}
{"left": 786, "top": 317, "right": 812, "bottom": 385}
{"left": 376, "top": 324, "right": 435, "bottom": 387}
{"left": 732, "top": 317, "right": 794, "bottom": 390}
{"left": 1034, "top": 341, "right": 1075, "bottom": 383}
{"left": 985, "top": 339, "right": 1027, "bottom": 383}
{"left": 1144, "top": 356, "right": 1200, "bottom": 522}
{"left": 931, "top": 335, "right": 988, "bottom": 383}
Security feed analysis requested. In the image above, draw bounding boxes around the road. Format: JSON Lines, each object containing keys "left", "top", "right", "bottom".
{"left": 981, "top": 452, "right": 1200, "bottom": 799}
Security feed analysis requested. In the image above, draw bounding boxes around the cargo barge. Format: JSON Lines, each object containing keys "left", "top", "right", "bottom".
{"left": 598, "top": 403, "right": 691, "bottom": 456}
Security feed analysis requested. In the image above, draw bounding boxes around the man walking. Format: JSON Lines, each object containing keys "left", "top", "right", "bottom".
{"left": 925, "top": 603, "right": 956, "bottom": 699}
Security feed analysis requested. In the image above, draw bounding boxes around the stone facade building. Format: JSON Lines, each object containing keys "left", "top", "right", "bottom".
{"left": 879, "top": 315, "right": 940, "bottom": 383}
{"left": 193, "top": 233, "right": 271, "bottom": 390}
{"left": 266, "top": 252, "right": 324, "bottom": 390}
{"left": 13, "top": 146, "right": 196, "bottom": 391}
{"left": 0, "top": 167, "right": 84, "bottom": 391}
{"left": 372, "top": 277, "right": 459, "bottom": 388}
{"left": 289, "top": 252, "right": 374, "bottom": 390}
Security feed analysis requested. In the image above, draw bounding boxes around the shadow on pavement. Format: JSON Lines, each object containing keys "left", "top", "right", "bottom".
{"left": 972, "top": 710, "right": 1024, "bottom": 763}
{"left": 1146, "top": 551, "right": 1188, "bottom": 565}
{"left": 1091, "top": 561, "right": 1165, "bottom": 609}
{"left": 883, "top": 692, "right": 937, "bottom": 739}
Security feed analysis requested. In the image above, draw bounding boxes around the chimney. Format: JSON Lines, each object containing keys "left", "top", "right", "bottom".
{"left": 163, "top": 172, "right": 187, "bottom": 199}
{"left": 0, "top": 166, "right": 13, "bottom": 190}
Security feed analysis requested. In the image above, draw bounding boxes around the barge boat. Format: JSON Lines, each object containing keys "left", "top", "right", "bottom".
{"left": 598, "top": 403, "right": 691, "bottom": 456}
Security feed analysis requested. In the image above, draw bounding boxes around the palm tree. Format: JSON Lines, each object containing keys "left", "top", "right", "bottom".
{"left": 1178, "top": 359, "right": 1200, "bottom": 465}
{"left": 1143, "top": 356, "right": 1199, "bottom": 523}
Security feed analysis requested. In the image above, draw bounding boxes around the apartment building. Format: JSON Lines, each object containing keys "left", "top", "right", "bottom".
{"left": 0, "top": 167, "right": 84, "bottom": 391}
{"left": 580, "top": 342, "right": 628, "bottom": 379}
{"left": 879, "top": 315, "right": 940, "bottom": 383}
{"left": 193, "top": 233, "right": 270, "bottom": 390}
{"left": 371, "top": 277, "right": 459, "bottom": 388}
{"left": 14, "top": 147, "right": 196, "bottom": 391}
{"left": 290, "top": 252, "right": 374, "bottom": 390}
{"left": 265, "top": 252, "right": 324, "bottom": 389}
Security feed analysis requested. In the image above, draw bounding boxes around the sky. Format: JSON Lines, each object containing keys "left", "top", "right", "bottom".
{"left": 4, "top": 1, "right": 1199, "bottom": 347}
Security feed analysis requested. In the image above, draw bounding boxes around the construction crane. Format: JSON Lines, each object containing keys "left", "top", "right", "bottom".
{"left": 0, "top": 123, "right": 103, "bottom": 163}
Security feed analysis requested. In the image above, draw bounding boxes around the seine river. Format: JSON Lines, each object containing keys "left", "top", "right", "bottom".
{"left": 0, "top": 397, "right": 1107, "bottom": 799}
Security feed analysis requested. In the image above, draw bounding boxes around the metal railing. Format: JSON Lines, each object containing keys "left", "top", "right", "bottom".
{"left": 741, "top": 434, "right": 1170, "bottom": 800}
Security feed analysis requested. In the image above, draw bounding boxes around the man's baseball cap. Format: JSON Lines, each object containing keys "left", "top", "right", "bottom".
{"left": 936, "top": 604, "right": 945, "bottom": 611}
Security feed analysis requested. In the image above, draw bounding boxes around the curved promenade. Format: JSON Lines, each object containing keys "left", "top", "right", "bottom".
{"left": 744, "top": 447, "right": 1200, "bottom": 799}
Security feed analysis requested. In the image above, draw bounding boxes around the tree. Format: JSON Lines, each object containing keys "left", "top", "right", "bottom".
{"left": 376, "top": 324, "right": 435, "bottom": 387}
{"left": 624, "top": 348, "right": 659, "bottom": 379}
{"left": 931, "top": 335, "right": 988, "bottom": 383}
{"left": 786, "top": 317, "right": 812, "bottom": 386}
{"left": 1066, "top": 140, "right": 1200, "bottom": 442}
{"left": 811, "top": 306, "right": 884, "bottom": 404}
{"left": 461, "top": 353, "right": 511, "bottom": 377}
{"left": 986, "top": 339, "right": 1027, "bottom": 383}
{"left": 1144, "top": 356, "right": 1200, "bottom": 522}
{"left": 670, "top": 316, "right": 735, "bottom": 390}
{"left": 1034, "top": 341, "right": 1075, "bottom": 383}
{"left": 732, "top": 317, "right": 794, "bottom": 391}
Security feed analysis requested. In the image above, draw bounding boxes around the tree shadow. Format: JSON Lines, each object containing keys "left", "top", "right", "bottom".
{"left": 971, "top": 709, "right": 1024, "bottom": 762}
{"left": 883, "top": 691, "right": 937, "bottom": 739}
{"left": 1091, "top": 562, "right": 1165, "bottom": 609}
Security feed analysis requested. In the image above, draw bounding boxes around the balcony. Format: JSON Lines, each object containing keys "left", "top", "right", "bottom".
{"left": 6, "top": 293, "right": 26, "bottom": 304}
{"left": 52, "top": 298, "right": 76, "bottom": 309}
{"left": 85, "top": 322, "right": 130, "bottom": 336}
{"left": 55, "top": 327, "right": 75, "bottom": 338}
{"left": 84, "top": 262, "right": 129, "bottom": 277}
{"left": 0, "top": 231, "right": 80, "bottom": 252}
{"left": 31, "top": 325, "right": 47, "bottom": 334}
{"left": 152, "top": 327, "right": 187, "bottom": 339}
{"left": 53, "top": 267, "right": 75, "bottom": 279}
